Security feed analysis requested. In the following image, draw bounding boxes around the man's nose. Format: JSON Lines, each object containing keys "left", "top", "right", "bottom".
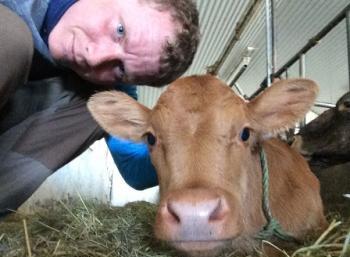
{"left": 85, "top": 42, "right": 122, "bottom": 67}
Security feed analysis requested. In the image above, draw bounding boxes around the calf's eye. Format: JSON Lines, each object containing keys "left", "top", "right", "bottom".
{"left": 240, "top": 127, "right": 250, "bottom": 141}
{"left": 344, "top": 100, "right": 350, "bottom": 108}
{"left": 146, "top": 132, "right": 157, "bottom": 146}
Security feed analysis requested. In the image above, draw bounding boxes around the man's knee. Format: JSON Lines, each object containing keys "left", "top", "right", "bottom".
{"left": 0, "top": 4, "right": 34, "bottom": 108}
{"left": 0, "top": 4, "right": 34, "bottom": 70}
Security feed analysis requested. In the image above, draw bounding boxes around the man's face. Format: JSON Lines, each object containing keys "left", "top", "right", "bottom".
{"left": 48, "top": 0, "right": 177, "bottom": 85}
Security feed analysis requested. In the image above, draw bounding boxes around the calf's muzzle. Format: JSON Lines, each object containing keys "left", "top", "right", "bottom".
{"left": 155, "top": 188, "right": 242, "bottom": 253}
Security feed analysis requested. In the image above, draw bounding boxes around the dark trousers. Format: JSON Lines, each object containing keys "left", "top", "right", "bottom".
{"left": 0, "top": 5, "right": 105, "bottom": 215}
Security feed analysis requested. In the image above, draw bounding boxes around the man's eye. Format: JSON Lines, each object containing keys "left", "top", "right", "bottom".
{"left": 115, "top": 23, "right": 125, "bottom": 38}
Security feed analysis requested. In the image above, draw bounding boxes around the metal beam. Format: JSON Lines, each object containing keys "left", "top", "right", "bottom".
{"left": 228, "top": 56, "right": 251, "bottom": 86}
{"left": 207, "top": 0, "right": 262, "bottom": 75}
{"left": 314, "top": 101, "right": 336, "bottom": 108}
{"left": 249, "top": 3, "right": 350, "bottom": 99}
{"left": 274, "top": 3, "right": 350, "bottom": 79}
{"left": 299, "top": 54, "right": 306, "bottom": 127}
{"left": 265, "top": 0, "right": 276, "bottom": 86}
{"left": 299, "top": 54, "right": 306, "bottom": 78}
{"left": 229, "top": 65, "right": 248, "bottom": 87}
{"left": 285, "top": 69, "right": 289, "bottom": 79}
{"left": 346, "top": 8, "right": 350, "bottom": 90}
{"left": 232, "top": 83, "right": 248, "bottom": 100}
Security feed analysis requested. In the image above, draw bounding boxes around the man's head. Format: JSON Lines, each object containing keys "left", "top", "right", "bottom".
{"left": 48, "top": 0, "right": 199, "bottom": 87}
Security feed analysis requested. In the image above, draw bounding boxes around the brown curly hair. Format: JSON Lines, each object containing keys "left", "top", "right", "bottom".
{"left": 137, "top": 0, "right": 200, "bottom": 87}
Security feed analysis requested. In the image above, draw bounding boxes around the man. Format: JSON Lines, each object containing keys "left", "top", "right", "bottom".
{"left": 0, "top": 0, "right": 199, "bottom": 215}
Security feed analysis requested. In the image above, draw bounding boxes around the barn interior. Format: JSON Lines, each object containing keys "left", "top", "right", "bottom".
{"left": 139, "top": 0, "right": 350, "bottom": 113}
{"left": 1, "top": 1, "right": 350, "bottom": 257}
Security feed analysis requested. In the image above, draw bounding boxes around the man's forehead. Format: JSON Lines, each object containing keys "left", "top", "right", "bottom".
{"left": 124, "top": 6, "right": 176, "bottom": 49}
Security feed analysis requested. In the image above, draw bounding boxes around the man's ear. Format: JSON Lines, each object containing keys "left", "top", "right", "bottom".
{"left": 247, "top": 79, "right": 318, "bottom": 136}
{"left": 87, "top": 91, "right": 151, "bottom": 141}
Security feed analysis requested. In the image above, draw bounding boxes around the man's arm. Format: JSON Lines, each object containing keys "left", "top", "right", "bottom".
{"left": 106, "top": 136, "right": 158, "bottom": 190}
{"left": 107, "top": 84, "right": 158, "bottom": 190}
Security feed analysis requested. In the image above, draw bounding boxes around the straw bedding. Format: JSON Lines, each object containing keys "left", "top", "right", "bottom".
{"left": 0, "top": 199, "right": 349, "bottom": 257}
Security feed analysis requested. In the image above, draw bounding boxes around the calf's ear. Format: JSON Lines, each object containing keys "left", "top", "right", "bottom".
{"left": 87, "top": 91, "right": 150, "bottom": 141}
{"left": 247, "top": 79, "right": 318, "bottom": 136}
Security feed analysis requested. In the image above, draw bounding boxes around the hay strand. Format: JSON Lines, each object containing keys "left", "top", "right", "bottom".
{"left": 261, "top": 240, "right": 290, "bottom": 257}
{"left": 340, "top": 231, "right": 350, "bottom": 257}
{"left": 22, "top": 219, "right": 32, "bottom": 257}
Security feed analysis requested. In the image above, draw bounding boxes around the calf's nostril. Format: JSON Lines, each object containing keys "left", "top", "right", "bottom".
{"left": 167, "top": 202, "right": 181, "bottom": 224}
{"left": 209, "top": 198, "right": 229, "bottom": 222}
{"left": 209, "top": 199, "right": 222, "bottom": 221}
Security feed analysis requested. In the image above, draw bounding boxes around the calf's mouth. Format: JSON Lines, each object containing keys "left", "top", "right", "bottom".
{"left": 169, "top": 239, "right": 232, "bottom": 257}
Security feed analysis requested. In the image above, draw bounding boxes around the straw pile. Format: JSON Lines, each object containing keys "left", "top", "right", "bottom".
{"left": 0, "top": 198, "right": 349, "bottom": 257}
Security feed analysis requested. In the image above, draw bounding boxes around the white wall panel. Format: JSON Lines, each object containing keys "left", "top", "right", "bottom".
{"left": 20, "top": 139, "right": 159, "bottom": 213}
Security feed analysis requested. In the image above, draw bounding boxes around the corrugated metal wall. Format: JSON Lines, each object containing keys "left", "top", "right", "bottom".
{"left": 138, "top": 0, "right": 350, "bottom": 109}
{"left": 138, "top": 0, "right": 253, "bottom": 107}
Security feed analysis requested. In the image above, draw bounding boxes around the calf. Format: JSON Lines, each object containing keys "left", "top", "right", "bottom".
{"left": 292, "top": 92, "right": 350, "bottom": 214}
{"left": 292, "top": 92, "right": 350, "bottom": 169}
{"left": 88, "top": 75, "right": 326, "bottom": 256}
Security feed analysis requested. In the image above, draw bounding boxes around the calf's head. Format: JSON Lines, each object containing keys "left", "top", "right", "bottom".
{"left": 292, "top": 91, "right": 350, "bottom": 168}
{"left": 88, "top": 75, "right": 318, "bottom": 256}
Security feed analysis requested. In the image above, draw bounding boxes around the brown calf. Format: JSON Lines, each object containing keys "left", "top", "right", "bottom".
{"left": 88, "top": 75, "right": 326, "bottom": 256}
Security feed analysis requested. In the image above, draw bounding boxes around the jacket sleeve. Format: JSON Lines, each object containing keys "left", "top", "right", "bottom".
{"left": 106, "top": 136, "right": 158, "bottom": 190}
{"left": 105, "top": 84, "right": 158, "bottom": 190}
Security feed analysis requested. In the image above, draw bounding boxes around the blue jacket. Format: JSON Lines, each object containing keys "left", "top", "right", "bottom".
{"left": 106, "top": 136, "right": 158, "bottom": 190}
{"left": 112, "top": 85, "right": 158, "bottom": 190}
{"left": 1, "top": 0, "right": 158, "bottom": 190}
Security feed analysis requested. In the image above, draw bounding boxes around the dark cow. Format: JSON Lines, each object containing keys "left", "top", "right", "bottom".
{"left": 88, "top": 75, "right": 326, "bottom": 257}
{"left": 292, "top": 92, "right": 350, "bottom": 169}
{"left": 292, "top": 92, "right": 350, "bottom": 214}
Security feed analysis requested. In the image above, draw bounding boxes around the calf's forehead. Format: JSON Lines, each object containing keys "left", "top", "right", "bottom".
{"left": 150, "top": 76, "right": 248, "bottom": 132}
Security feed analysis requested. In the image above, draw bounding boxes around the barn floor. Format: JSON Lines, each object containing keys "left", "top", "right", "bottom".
{"left": 0, "top": 199, "right": 349, "bottom": 257}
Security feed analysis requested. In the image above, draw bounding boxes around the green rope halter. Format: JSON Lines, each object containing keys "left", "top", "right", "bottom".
{"left": 255, "top": 146, "right": 299, "bottom": 243}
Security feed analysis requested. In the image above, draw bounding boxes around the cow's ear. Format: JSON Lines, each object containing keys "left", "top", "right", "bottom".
{"left": 87, "top": 91, "right": 151, "bottom": 141}
{"left": 247, "top": 79, "right": 318, "bottom": 136}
